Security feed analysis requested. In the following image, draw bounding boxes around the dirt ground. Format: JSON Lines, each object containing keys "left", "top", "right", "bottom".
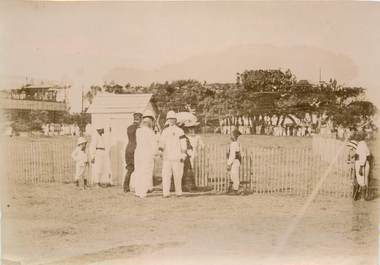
{"left": 1, "top": 181, "right": 379, "bottom": 265}
{"left": 2, "top": 134, "right": 379, "bottom": 265}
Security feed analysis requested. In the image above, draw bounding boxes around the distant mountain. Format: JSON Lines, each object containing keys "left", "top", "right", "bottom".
{"left": 103, "top": 44, "right": 358, "bottom": 85}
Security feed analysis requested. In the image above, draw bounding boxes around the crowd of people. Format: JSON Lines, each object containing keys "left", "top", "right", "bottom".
{"left": 42, "top": 123, "right": 80, "bottom": 136}
{"left": 221, "top": 122, "right": 312, "bottom": 137}
{"left": 220, "top": 115, "right": 377, "bottom": 141}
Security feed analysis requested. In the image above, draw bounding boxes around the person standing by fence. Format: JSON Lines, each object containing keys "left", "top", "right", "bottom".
{"left": 227, "top": 129, "right": 242, "bottom": 194}
{"left": 346, "top": 139, "right": 359, "bottom": 200}
{"left": 123, "top": 112, "right": 142, "bottom": 193}
{"left": 158, "top": 110, "right": 187, "bottom": 198}
{"left": 90, "top": 126, "right": 108, "bottom": 188}
{"left": 354, "top": 131, "right": 371, "bottom": 200}
{"left": 180, "top": 121, "right": 197, "bottom": 192}
{"left": 187, "top": 121, "right": 204, "bottom": 169}
{"left": 71, "top": 137, "right": 89, "bottom": 189}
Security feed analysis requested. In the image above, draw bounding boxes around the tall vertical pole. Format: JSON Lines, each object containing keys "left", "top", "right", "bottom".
{"left": 81, "top": 85, "right": 84, "bottom": 113}
{"left": 81, "top": 85, "right": 84, "bottom": 136}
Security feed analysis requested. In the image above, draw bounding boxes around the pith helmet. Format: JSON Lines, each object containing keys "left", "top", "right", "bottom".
{"left": 166, "top": 110, "right": 177, "bottom": 120}
{"left": 143, "top": 110, "right": 155, "bottom": 120}
{"left": 77, "top": 137, "right": 87, "bottom": 146}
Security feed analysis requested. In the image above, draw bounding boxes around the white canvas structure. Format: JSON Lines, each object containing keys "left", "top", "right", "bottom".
{"left": 86, "top": 93, "right": 157, "bottom": 184}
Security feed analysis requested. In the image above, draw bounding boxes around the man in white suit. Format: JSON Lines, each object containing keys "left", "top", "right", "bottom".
{"left": 158, "top": 111, "right": 187, "bottom": 197}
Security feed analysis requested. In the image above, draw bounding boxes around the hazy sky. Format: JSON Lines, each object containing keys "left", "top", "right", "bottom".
{"left": 1, "top": 1, "right": 380, "bottom": 111}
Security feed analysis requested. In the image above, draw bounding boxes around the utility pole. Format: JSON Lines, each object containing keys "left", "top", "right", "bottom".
{"left": 319, "top": 67, "right": 322, "bottom": 83}
{"left": 81, "top": 85, "right": 84, "bottom": 113}
{"left": 80, "top": 85, "right": 84, "bottom": 136}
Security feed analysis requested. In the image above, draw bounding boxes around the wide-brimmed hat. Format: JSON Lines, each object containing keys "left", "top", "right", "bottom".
{"left": 77, "top": 137, "right": 87, "bottom": 146}
{"left": 183, "top": 120, "right": 200, "bottom": 128}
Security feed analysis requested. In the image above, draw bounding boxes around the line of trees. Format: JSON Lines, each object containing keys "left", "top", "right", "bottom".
{"left": 84, "top": 69, "right": 377, "bottom": 130}
{"left": 4, "top": 109, "right": 90, "bottom": 133}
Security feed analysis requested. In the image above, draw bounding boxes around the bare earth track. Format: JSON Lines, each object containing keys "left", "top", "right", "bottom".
{"left": 2, "top": 135, "right": 379, "bottom": 265}
{"left": 2, "top": 183, "right": 379, "bottom": 265}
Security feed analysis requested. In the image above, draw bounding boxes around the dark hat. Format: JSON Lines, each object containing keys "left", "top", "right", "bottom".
{"left": 356, "top": 130, "right": 367, "bottom": 140}
{"left": 232, "top": 128, "right": 242, "bottom": 138}
{"left": 133, "top": 113, "right": 143, "bottom": 119}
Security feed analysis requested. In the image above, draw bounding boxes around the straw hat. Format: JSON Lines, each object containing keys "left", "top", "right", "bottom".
{"left": 183, "top": 119, "right": 200, "bottom": 128}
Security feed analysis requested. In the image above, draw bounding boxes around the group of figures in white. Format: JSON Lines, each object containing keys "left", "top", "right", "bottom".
{"left": 71, "top": 110, "right": 211, "bottom": 198}
{"left": 71, "top": 111, "right": 374, "bottom": 200}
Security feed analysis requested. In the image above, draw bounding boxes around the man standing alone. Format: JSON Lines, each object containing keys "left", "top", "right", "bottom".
{"left": 123, "top": 112, "right": 143, "bottom": 192}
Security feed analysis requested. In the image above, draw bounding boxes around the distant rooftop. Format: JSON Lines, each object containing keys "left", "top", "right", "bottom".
{"left": 21, "top": 84, "right": 64, "bottom": 90}
{"left": 87, "top": 93, "right": 154, "bottom": 114}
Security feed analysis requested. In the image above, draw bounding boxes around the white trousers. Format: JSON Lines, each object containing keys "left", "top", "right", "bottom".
{"left": 230, "top": 160, "right": 240, "bottom": 190}
{"left": 93, "top": 150, "right": 108, "bottom": 184}
{"left": 162, "top": 160, "right": 184, "bottom": 196}
{"left": 355, "top": 161, "right": 370, "bottom": 187}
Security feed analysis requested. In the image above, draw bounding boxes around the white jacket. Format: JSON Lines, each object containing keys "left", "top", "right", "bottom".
{"left": 227, "top": 141, "right": 240, "bottom": 166}
{"left": 355, "top": 140, "right": 370, "bottom": 166}
{"left": 159, "top": 125, "right": 187, "bottom": 161}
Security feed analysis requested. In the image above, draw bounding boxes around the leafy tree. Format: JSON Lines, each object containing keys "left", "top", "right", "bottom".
{"left": 80, "top": 69, "right": 376, "bottom": 131}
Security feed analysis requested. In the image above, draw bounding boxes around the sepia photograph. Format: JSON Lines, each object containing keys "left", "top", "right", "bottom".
{"left": 0, "top": 1, "right": 379, "bottom": 265}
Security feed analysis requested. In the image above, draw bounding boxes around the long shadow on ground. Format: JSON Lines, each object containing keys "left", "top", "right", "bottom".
{"left": 40, "top": 241, "right": 183, "bottom": 265}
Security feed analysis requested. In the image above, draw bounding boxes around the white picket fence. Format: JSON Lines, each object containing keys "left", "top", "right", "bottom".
{"left": 193, "top": 135, "right": 352, "bottom": 196}
{"left": 5, "top": 138, "right": 77, "bottom": 184}
{"left": 5, "top": 135, "right": 353, "bottom": 197}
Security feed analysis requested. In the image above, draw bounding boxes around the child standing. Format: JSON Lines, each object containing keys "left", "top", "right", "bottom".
{"left": 71, "top": 137, "right": 89, "bottom": 189}
{"left": 227, "top": 129, "right": 242, "bottom": 194}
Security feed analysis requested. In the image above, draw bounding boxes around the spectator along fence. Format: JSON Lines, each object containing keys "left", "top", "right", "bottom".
{"left": 5, "top": 135, "right": 353, "bottom": 197}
